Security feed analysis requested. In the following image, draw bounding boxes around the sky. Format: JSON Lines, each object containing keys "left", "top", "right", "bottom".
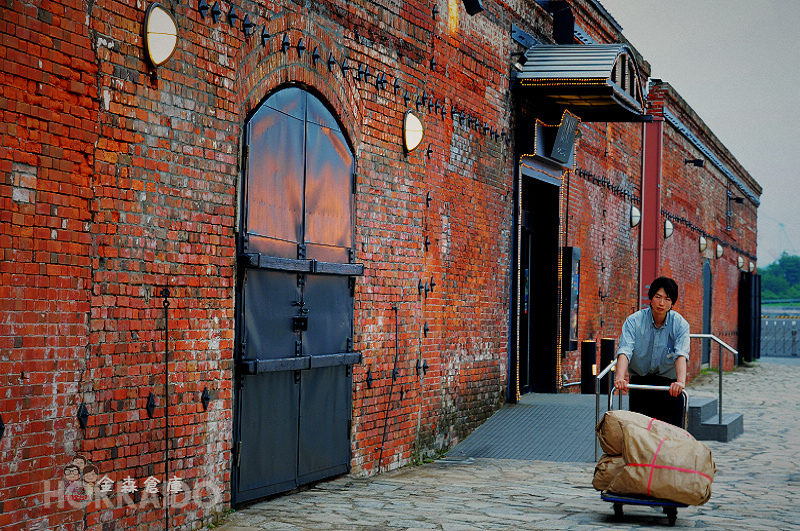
{"left": 599, "top": 0, "right": 800, "bottom": 266}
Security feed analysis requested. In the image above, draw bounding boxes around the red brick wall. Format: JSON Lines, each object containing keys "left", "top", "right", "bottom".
{"left": 564, "top": 121, "right": 644, "bottom": 383}
{"left": 0, "top": 0, "right": 760, "bottom": 528}
{"left": 1, "top": 0, "right": 98, "bottom": 527}
{"left": 1, "top": 0, "right": 520, "bottom": 527}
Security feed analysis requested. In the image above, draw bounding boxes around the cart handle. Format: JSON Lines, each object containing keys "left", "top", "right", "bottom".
{"left": 607, "top": 384, "right": 689, "bottom": 430}
{"left": 624, "top": 384, "right": 671, "bottom": 391}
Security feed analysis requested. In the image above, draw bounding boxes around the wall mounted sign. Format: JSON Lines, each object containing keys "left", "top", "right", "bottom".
{"left": 561, "top": 247, "right": 581, "bottom": 352}
{"left": 144, "top": 3, "right": 179, "bottom": 68}
{"left": 551, "top": 110, "right": 580, "bottom": 163}
{"left": 530, "top": 110, "right": 581, "bottom": 168}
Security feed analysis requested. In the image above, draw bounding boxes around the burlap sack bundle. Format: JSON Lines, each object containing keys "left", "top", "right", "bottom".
{"left": 606, "top": 423, "right": 716, "bottom": 505}
{"left": 592, "top": 453, "right": 626, "bottom": 491}
{"left": 595, "top": 410, "right": 695, "bottom": 456}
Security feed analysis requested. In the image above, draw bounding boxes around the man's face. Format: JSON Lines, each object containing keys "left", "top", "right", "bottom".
{"left": 650, "top": 287, "right": 673, "bottom": 319}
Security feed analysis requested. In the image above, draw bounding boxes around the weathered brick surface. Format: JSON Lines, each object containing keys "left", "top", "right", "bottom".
{"left": 0, "top": 0, "right": 759, "bottom": 529}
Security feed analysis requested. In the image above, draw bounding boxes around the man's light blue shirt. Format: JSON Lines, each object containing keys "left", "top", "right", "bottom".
{"left": 617, "top": 307, "right": 690, "bottom": 379}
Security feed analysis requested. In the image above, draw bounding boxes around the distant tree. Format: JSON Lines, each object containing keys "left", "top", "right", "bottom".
{"left": 761, "top": 253, "right": 800, "bottom": 300}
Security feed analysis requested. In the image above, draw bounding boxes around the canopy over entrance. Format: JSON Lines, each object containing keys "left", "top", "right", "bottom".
{"left": 516, "top": 44, "right": 647, "bottom": 122}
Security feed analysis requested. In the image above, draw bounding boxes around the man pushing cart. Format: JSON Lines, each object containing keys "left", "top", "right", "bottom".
{"left": 593, "top": 277, "right": 716, "bottom": 526}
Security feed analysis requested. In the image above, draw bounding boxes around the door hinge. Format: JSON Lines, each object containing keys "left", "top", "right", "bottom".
{"left": 236, "top": 441, "right": 242, "bottom": 467}
{"left": 298, "top": 243, "right": 306, "bottom": 260}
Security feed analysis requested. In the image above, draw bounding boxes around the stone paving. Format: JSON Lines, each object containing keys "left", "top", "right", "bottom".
{"left": 214, "top": 357, "right": 800, "bottom": 530}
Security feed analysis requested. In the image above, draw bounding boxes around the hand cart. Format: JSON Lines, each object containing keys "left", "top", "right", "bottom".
{"left": 601, "top": 383, "right": 689, "bottom": 527}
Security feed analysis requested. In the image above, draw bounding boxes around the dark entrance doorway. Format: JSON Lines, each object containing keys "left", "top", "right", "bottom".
{"left": 233, "top": 87, "right": 362, "bottom": 505}
{"left": 517, "top": 168, "right": 561, "bottom": 394}
{"left": 702, "top": 260, "right": 712, "bottom": 365}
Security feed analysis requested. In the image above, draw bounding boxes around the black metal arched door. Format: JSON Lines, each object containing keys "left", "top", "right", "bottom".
{"left": 232, "top": 87, "right": 362, "bottom": 505}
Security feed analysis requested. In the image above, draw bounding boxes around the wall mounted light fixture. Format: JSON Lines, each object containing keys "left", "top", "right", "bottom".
{"left": 716, "top": 244, "right": 724, "bottom": 259}
{"left": 738, "top": 256, "right": 745, "bottom": 269}
{"left": 664, "top": 219, "right": 674, "bottom": 239}
{"left": 699, "top": 235, "right": 707, "bottom": 252}
{"left": 630, "top": 205, "right": 641, "bottom": 228}
{"left": 749, "top": 261, "right": 755, "bottom": 272}
{"left": 684, "top": 158, "right": 704, "bottom": 167}
{"left": 463, "top": 0, "right": 485, "bottom": 15}
{"left": 144, "top": 3, "right": 179, "bottom": 68}
{"left": 403, "top": 111, "right": 424, "bottom": 153}
{"left": 727, "top": 190, "right": 745, "bottom": 231}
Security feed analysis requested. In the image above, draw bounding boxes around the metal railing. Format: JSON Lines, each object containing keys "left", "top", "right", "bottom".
{"left": 594, "top": 358, "right": 617, "bottom": 460}
{"left": 688, "top": 333, "right": 738, "bottom": 426}
{"left": 594, "top": 333, "right": 738, "bottom": 460}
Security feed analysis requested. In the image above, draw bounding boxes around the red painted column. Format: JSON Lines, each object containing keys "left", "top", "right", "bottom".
{"left": 640, "top": 117, "right": 664, "bottom": 306}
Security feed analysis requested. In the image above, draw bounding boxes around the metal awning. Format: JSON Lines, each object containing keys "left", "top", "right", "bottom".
{"left": 516, "top": 44, "right": 647, "bottom": 122}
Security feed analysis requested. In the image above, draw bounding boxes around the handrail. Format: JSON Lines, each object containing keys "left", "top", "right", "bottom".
{"left": 594, "top": 358, "right": 617, "bottom": 461}
{"left": 688, "top": 333, "right": 738, "bottom": 356}
{"left": 594, "top": 333, "right": 737, "bottom": 461}
{"left": 689, "top": 333, "right": 738, "bottom": 426}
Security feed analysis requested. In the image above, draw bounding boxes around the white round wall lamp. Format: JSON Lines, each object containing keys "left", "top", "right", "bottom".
{"left": 144, "top": 3, "right": 179, "bottom": 68}
{"left": 403, "top": 111, "right": 425, "bottom": 153}
{"left": 664, "top": 219, "right": 674, "bottom": 239}
{"left": 629, "top": 206, "right": 641, "bottom": 228}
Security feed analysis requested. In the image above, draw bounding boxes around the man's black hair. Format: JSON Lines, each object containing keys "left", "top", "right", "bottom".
{"left": 648, "top": 277, "right": 679, "bottom": 304}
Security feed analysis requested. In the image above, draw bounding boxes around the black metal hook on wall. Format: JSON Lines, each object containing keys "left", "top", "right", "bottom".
{"left": 77, "top": 403, "right": 89, "bottom": 429}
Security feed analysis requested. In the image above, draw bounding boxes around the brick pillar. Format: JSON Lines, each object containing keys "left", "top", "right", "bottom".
{"left": 640, "top": 117, "right": 664, "bottom": 305}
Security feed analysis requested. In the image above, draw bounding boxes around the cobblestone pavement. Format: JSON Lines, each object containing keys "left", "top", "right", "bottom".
{"left": 215, "top": 357, "right": 800, "bottom": 530}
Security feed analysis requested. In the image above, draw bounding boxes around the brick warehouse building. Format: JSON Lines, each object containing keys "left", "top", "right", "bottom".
{"left": 0, "top": 0, "right": 760, "bottom": 529}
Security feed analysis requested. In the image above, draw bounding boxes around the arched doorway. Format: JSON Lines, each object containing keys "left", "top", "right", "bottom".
{"left": 702, "top": 260, "right": 712, "bottom": 365}
{"left": 232, "top": 87, "right": 362, "bottom": 504}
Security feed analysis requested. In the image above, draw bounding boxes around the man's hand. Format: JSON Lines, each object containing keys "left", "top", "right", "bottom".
{"left": 669, "top": 381, "right": 685, "bottom": 397}
{"left": 614, "top": 354, "right": 629, "bottom": 392}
